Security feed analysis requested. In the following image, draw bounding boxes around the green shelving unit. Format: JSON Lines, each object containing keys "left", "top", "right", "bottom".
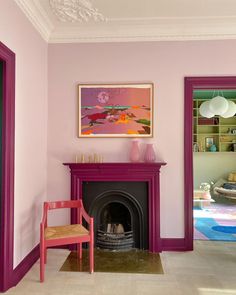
{"left": 193, "top": 99, "right": 236, "bottom": 152}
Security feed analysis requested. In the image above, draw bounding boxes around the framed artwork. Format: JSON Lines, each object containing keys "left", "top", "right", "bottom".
{"left": 78, "top": 83, "right": 153, "bottom": 137}
{"left": 205, "top": 137, "right": 214, "bottom": 148}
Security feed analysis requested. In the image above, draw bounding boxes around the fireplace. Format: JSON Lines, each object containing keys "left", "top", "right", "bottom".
{"left": 64, "top": 162, "right": 166, "bottom": 253}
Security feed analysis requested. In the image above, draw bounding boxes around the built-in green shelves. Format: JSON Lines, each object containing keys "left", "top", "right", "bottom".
{"left": 193, "top": 99, "right": 236, "bottom": 152}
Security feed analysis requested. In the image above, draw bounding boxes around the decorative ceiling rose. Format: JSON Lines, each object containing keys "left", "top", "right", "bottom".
{"left": 49, "top": 0, "right": 106, "bottom": 23}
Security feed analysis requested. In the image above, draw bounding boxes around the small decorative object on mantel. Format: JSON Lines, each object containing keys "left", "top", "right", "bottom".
{"left": 130, "top": 140, "right": 140, "bottom": 162}
{"left": 144, "top": 143, "right": 156, "bottom": 163}
{"left": 81, "top": 154, "right": 85, "bottom": 163}
{"left": 75, "top": 153, "right": 104, "bottom": 163}
{"left": 75, "top": 154, "right": 85, "bottom": 163}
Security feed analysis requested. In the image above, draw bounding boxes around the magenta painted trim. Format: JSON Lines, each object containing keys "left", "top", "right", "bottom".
{"left": 12, "top": 245, "right": 39, "bottom": 286}
{"left": 64, "top": 162, "right": 166, "bottom": 253}
{"left": 184, "top": 76, "right": 236, "bottom": 251}
{"left": 161, "top": 238, "right": 186, "bottom": 251}
{"left": 0, "top": 42, "right": 15, "bottom": 292}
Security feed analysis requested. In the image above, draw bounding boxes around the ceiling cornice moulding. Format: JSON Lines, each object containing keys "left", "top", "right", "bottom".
{"left": 49, "top": 17, "right": 236, "bottom": 43}
{"left": 14, "top": 0, "right": 236, "bottom": 43}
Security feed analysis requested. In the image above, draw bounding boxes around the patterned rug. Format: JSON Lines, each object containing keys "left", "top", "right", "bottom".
{"left": 194, "top": 204, "right": 236, "bottom": 241}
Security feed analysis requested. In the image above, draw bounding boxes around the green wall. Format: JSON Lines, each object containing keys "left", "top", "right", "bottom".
{"left": 193, "top": 89, "right": 236, "bottom": 100}
{"left": 194, "top": 153, "right": 236, "bottom": 189}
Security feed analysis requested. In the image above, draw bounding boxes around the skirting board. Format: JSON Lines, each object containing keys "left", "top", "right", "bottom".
{"left": 12, "top": 244, "right": 39, "bottom": 287}
{"left": 161, "top": 238, "right": 188, "bottom": 251}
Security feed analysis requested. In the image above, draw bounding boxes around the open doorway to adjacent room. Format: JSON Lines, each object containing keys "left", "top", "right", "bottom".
{"left": 184, "top": 77, "right": 236, "bottom": 248}
{"left": 193, "top": 89, "right": 236, "bottom": 242}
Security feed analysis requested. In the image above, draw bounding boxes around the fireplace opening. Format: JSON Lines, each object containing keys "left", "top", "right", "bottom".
{"left": 82, "top": 181, "right": 148, "bottom": 250}
{"left": 97, "top": 202, "right": 134, "bottom": 250}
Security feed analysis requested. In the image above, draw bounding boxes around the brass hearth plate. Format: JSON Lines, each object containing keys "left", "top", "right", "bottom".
{"left": 60, "top": 249, "right": 164, "bottom": 274}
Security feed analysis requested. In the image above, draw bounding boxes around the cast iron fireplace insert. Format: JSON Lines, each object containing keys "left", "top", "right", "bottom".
{"left": 82, "top": 181, "right": 148, "bottom": 250}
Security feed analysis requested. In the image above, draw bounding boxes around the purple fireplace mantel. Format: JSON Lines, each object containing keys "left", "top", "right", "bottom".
{"left": 64, "top": 162, "right": 166, "bottom": 253}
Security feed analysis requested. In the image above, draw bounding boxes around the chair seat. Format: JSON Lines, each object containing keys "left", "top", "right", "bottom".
{"left": 45, "top": 224, "right": 89, "bottom": 240}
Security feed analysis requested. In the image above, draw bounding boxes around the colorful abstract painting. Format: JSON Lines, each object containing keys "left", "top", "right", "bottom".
{"left": 78, "top": 83, "right": 153, "bottom": 137}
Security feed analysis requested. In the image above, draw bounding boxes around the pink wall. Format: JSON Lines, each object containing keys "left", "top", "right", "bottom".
{"left": 48, "top": 40, "right": 236, "bottom": 238}
{"left": 0, "top": 1, "right": 48, "bottom": 267}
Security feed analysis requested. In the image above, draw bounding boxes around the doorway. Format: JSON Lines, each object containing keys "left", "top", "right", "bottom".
{"left": 193, "top": 89, "right": 236, "bottom": 241}
{"left": 184, "top": 77, "right": 236, "bottom": 248}
{"left": 0, "top": 42, "right": 15, "bottom": 292}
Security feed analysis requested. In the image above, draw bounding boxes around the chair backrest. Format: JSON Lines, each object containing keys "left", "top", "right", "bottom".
{"left": 43, "top": 200, "right": 84, "bottom": 226}
{"left": 45, "top": 200, "right": 83, "bottom": 210}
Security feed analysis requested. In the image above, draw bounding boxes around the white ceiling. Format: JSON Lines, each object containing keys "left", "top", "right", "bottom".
{"left": 15, "top": 0, "right": 236, "bottom": 43}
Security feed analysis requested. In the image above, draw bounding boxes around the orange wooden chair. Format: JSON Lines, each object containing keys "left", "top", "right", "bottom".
{"left": 40, "top": 200, "right": 94, "bottom": 282}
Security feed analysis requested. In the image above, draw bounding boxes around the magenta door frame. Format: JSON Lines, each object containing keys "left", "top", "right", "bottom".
{"left": 0, "top": 42, "right": 15, "bottom": 292}
{"left": 184, "top": 76, "right": 236, "bottom": 250}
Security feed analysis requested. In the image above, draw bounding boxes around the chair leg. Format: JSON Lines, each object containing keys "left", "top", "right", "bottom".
{"left": 89, "top": 241, "right": 94, "bottom": 274}
{"left": 40, "top": 242, "right": 45, "bottom": 282}
{"left": 78, "top": 243, "right": 82, "bottom": 259}
{"left": 44, "top": 248, "right": 47, "bottom": 264}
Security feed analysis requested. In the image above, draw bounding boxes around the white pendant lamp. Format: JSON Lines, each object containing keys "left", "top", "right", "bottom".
{"left": 199, "top": 101, "right": 214, "bottom": 118}
{"left": 209, "top": 95, "right": 229, "bottom": 115}
{"left": 221, "top": 100, "right": 236, "bottom": 118}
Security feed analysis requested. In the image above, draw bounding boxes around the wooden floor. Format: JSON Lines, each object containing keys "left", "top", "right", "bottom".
{"left": 6, "top": 241, "right": 236, "bottom": 295}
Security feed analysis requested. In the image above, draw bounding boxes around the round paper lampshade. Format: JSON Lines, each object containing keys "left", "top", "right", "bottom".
{"left": 199, "top": 101, "right": 214, "bottom": 118}
{"left": 221, "top": 100, "right": 236, "bottom": 118}
{"left": 209, "top": 96, "right": 229, "bottom": 115}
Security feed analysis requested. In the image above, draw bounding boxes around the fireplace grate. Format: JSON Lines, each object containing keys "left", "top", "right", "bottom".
{"left": 97, "top": 224, "right": 134, "bottom": 250}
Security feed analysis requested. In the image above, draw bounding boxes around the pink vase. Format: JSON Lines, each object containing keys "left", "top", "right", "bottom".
{"left": 144, "top": 143, "right": 156, "bottom": 163}
{"left": 130, "top": 140, "right": 140, "bottom": 162}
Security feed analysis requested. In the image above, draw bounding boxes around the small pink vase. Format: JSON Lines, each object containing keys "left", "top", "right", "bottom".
{"left": 144, "top": 143, "right": 156, "bottom": 163}
{"left": 130, "top": 140, "right": 140, "bottom": 162}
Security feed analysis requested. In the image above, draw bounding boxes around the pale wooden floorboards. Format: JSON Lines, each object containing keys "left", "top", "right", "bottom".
{"left": 6, "top": 241, "right": 236, "bottom": 295}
